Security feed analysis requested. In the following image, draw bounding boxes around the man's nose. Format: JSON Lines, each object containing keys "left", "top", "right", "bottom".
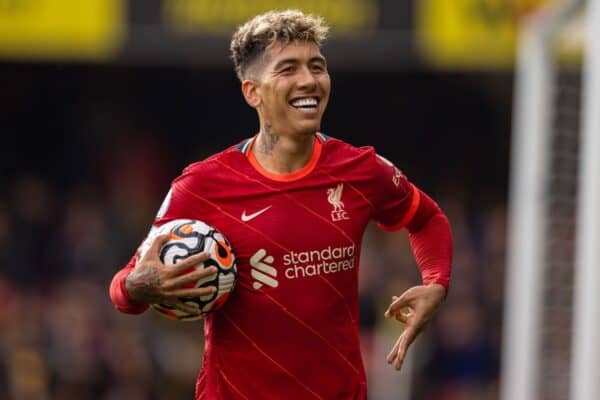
{"left": 296, "top": 66, "right": 318, "bottom": 89}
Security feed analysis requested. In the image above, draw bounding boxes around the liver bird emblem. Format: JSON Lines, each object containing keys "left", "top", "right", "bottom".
{"left": 327, "top": 183, "right": 345, "bottom": 213}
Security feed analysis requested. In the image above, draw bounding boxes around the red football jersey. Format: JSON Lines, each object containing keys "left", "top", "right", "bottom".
{"left": 114, "top": 133, "right": 425, "bottom": 399}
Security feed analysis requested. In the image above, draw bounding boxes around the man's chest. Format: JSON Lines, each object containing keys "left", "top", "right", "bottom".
{"left": 194, "top": 181, "right": 372, "bottom": 291}
{"left": 206, "top": 181, "right": 370, "bottom": 249}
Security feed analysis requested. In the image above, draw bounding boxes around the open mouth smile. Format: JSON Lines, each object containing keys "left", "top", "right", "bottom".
{"left": 289, "top": 96, "right": 320, "bottom": 110}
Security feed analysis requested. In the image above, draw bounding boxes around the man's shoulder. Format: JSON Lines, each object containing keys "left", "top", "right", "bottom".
{"left": 182, "top": 139, "right": 249, "bottom": 175}
{"left": 320, "top": 133, "right": 377, "bottom": 165}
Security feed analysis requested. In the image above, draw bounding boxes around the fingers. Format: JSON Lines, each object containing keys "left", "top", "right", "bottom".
{"left": 166, "top": 252, "right": 212, "bottom": 277}
{"left": 141, "top": 234, "right": 171, "bottom": 262}
{"left": 159, "top": 284, "right": 218, "bottom": 316}
{"left": 387, "top": 326, "right": 418, "bottom": 371}
{"left": 394, "top": 326, "right": 417, "bottom": 370}
{"left": 385, "top": 292, "right": 411, "bottom": 318}
{"left": 384, "top": 296, "right": 409, "bottom": 323}
{"left": 163, "top": 265, "right": 218, "bottom": 290}
{"left": 170, "top": 299, "right": 202, "bottom": 316}
{"left": 386, "top": 336, "right": 401, "bottom": 364}
{"left": 395, "top": 312, "right": 409, "bottom": 324}
{"left": 167, "top": 286, "right": 217, "bottom": 299}
{"left": 386, "top": 303, "right": 425, "bottom": 371}
{"left": 385, "top": 285, "right": 445, "bottom": 372}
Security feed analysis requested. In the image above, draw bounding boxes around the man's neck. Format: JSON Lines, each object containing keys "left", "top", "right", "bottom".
{"left": 252, "top": 130, "right": 315, "bottom": 175}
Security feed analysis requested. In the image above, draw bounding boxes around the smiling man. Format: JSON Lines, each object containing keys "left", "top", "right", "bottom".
{"left": 109, "top": 9, "right": 452, "bottom": 400}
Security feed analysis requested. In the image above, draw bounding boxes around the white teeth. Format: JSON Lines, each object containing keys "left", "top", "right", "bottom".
{"left": 291, "top": 98, "right": 318, "bottom": 107}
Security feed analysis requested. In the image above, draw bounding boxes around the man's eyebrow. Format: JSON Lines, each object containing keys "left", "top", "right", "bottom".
{"left": 273, "top": 56, "right": 326, "bottom": 70}
{"left": 310, "top": 56, "right": 327, "bottom": 65}
{"left": 273, "top": 58, "right": 297, "bottom": 70}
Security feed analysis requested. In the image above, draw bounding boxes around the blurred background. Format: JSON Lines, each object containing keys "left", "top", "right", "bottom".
{"left": 0, "top": 0, "right": 584, "bottom": 399}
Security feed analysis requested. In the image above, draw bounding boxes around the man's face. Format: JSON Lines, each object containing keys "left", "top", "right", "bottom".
{"left": 251, "top": 41, "right": 330, "bottom": 138}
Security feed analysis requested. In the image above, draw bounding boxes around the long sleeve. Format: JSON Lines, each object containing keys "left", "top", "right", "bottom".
{"left": 109, "top": 255, "right": 149, "bottom": 314}
{"left": 406, "top": 190, "right": 453, "bottom": 290}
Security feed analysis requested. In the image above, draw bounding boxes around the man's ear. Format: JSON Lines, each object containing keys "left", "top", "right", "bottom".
{"left": 242, "top": 80, "right": 261, "bottom": 108}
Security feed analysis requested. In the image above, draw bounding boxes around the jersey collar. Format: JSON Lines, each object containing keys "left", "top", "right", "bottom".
{"left": 244, "top": 133, "right": 324, "bottom": 182}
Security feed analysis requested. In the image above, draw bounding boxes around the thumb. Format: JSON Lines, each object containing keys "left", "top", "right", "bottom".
{"left": 385, "top": 293, "right": 410, "bottom": 318}
{"left": 141, "top": 233, "right": 171, "bottom": 262}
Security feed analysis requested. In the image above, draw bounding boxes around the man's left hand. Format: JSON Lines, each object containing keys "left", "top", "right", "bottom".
{"left": 384, "top": 283, "right": 446, "bottom": 371}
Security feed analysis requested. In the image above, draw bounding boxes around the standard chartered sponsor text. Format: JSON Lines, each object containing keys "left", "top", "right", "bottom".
{"left": 283, "top": 245, "right": 355, "bottom": 279}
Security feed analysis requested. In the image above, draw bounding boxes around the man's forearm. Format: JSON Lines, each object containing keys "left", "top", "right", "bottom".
{"left": 408, "top": 212, "right": 452, "bottom": 290}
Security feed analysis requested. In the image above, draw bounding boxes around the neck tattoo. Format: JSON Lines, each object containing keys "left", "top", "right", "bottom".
{"left": 259, "top": 124, "right": 279, "bottom": 155}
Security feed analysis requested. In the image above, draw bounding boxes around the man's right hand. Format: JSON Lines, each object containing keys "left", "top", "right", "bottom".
{"left": 125, "top": 233, "right": 218, "bottom": 316}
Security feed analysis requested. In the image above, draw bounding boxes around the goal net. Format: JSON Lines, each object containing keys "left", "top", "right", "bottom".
{"left": 501, "top": 0, "right": 600, "bottom": 399}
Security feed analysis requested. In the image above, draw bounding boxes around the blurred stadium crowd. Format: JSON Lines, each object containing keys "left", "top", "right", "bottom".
{"left": 1, "top": 64, "right": 511, "bottom": 400}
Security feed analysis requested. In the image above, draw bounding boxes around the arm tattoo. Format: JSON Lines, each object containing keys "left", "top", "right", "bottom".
{"left": 126, "top": 268, "right": 163, "bottom": 304}
{"left": 258, "top": 124, "right": 279, "bottom": 154}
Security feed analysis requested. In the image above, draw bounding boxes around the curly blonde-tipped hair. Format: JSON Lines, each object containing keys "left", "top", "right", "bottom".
{"left": 230, "top": 9, "right": 329, "bottom": 81}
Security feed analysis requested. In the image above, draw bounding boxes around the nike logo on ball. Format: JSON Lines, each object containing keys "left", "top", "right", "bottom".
{"left": 241, "top": 206, "right": 272, "bottom": 222}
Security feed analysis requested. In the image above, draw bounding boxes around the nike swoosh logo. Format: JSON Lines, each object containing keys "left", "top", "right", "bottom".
{"left": 241, "top": 206, "right": 272, "bottom": 222}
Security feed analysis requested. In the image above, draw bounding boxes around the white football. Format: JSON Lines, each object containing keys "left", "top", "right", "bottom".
{"left": 137, "top": 219, "right": 237, "bottom": 321}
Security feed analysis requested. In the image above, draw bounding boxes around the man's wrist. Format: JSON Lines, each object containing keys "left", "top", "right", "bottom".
{"left": 124, "top": 272, "right": 146, "bottom": 305}
{"left": 427, "top": 283, "right": 447, "bottom": 301}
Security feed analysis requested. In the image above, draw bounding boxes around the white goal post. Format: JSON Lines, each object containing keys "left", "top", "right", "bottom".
{"left": 570, "top": 0, "right": 600, "bottom": 398}
{"left": 502, "top": 0, "right": 600, "bottom": 399}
